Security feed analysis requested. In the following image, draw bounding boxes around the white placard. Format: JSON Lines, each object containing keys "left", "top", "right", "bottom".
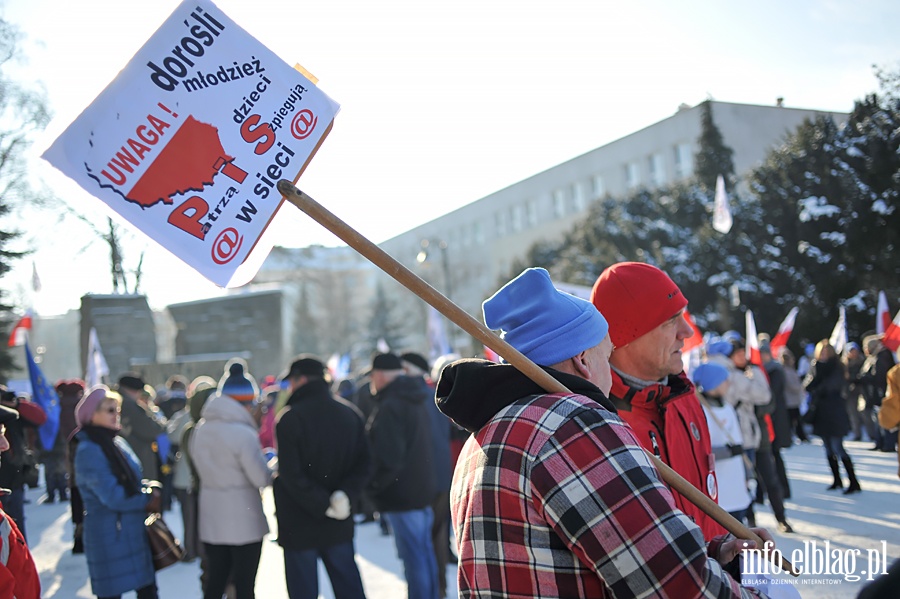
{"left": 42, "top": 0, "right": 340, "bottom": 286}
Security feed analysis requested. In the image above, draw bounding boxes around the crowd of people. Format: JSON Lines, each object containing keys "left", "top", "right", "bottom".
{"left": 0, "top": 262, "right": 898, "bottom": 598}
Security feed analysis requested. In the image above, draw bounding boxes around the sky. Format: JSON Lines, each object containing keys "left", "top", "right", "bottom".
{"left": 2, "top": 0, "right": 899, "bottom": 316}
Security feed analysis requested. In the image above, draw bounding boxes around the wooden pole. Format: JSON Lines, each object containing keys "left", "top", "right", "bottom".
{"left": 276, "top": 179, "right": 797, "bottom": 577}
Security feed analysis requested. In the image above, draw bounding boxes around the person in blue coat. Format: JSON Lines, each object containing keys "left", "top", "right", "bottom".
{"left": 72, "top": 385, "right": 162, "bottom": 599}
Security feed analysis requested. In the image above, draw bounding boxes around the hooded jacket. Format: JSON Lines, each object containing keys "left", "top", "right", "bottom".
{"left": 365, "top": 375, "right": 434, "bottom": 512}
{"left": 435, "top": 359, "right": 758, "bottom": 599}
{"left": 607, "top": 369, "right": 724, "bottom": 540}
{"left": 191, "top": 393, "right": 273, "bottom": 545}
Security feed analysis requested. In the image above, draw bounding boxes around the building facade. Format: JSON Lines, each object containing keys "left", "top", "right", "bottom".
{"left": 378, "top": 100, "right": 848, "bottom": 355}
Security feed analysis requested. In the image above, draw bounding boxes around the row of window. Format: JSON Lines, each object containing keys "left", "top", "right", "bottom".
{"left": 417, "top": 142, "right": 695, "bottom": 249}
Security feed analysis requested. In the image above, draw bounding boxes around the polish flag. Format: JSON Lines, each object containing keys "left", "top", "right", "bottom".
{"left": 745, "top": 310, "right": 762, "bottom": 367}
{"left": 7, "top": 311, "right": 33, "bottom": 347}
{"left": 877, "top": 291, "right": 891, "bottom": 335}
{"left": 829, "top": 306, "right": 848, "bottom": 355}
{"left": 681, "top": 310, "right": 704, "bottom": 375}
{"left": 883, "top": 309, "right": 900, "bottom": 353}
{"left": 769, "top": 307, "right": 799, "bottom": 358}
{"left": 483, "top": 346, "right": 501, "bottom": 363}
{"left": 682, "top": 310, "right": 704, "bottom": 352}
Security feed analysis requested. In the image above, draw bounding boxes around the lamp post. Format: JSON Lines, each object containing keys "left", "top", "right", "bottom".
{"left": 416, "top": 239, "right": 452, "bottom": 303}
{"left": 416, "top": 238, "right": 455, "bottom": 354}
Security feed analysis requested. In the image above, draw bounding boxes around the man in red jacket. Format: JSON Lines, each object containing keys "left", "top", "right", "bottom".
{"left": 591, "top": 262, "right": 725, "bottom": 541}
{"left": 0, "top": 399, "right": 41, "bottom": 598}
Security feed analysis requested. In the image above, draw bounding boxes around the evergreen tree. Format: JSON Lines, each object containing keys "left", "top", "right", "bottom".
{"left": 367, "top": 281, "right": 406, "bottom": 352}
{"left": 291, "top": 282, "right": 320, "bottom": 356}
{"left": 693, "top": 101, "right": 736, "bottom": 192}
{"left": 0, "top": 16, "right": 53, "bottom": 381}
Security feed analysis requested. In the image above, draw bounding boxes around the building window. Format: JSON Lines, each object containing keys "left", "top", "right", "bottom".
{"left": 571, "top": 182, "right": 585, "bottom": 211}
{"left": 648, "top": 153, "right": 665, "bottom": 187}
{"left": 510, "top": 204, "right": 524, "bottom": 232}
{"left": 495, "top": 211, "right": 506, "bottom": 237}
{"left": 473, "top": 221, "right": 484, "bottom": 245}
{"left": 525, "top": 200, "right": 537, "bottom": 227}
{"left": 624, "top": 162, "right": 640, "bottom": 189}
{"left": 674, "top": 143, "right": 693, "bottom": 178}
{"left": 592, "top": 174, "right": 605, "bottom": 199}
{"left": 553, "top": 189, "right": 566, "bottom": 218}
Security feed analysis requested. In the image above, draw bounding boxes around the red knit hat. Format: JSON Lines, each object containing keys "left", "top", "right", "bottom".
{"left": 590, "top": 262, "right": 687, "bottom": 348}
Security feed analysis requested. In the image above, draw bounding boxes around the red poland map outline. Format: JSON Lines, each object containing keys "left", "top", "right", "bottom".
{"left": 107, "top": 116, "right": 233, "bottom": 209}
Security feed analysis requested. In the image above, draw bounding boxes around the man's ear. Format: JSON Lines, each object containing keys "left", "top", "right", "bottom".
{"left": 571, "top": 350, "right": 591, "bottom": 379}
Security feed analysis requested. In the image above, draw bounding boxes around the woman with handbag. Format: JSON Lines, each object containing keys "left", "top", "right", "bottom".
{"left": 190, "top": 359, "right": 273, "bottom": 599}
{"left": 804, "top": 340, "right": 861, "bottom": 494}
{"left": 72, "top": 385, "right": 162, "bottom": 599}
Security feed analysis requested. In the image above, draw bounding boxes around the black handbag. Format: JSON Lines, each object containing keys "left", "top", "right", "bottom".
{"left": 145, "top": 512, "right": 184, "bottom": 570}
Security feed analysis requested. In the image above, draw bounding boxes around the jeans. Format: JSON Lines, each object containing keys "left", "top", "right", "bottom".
{"left": 3, "top": 485, "right": 25, "bottom": 543}
{"left": 383, "top": 508, "right": 438, "bottom": 599}
{"left": 823, "top": 435, "right": 849, "bottom": 460}
{"left": 204, "top": 541, "right": 262, "bottom": 599}
{"left": 283, "top": 541, "right": 366, "bottom": 599}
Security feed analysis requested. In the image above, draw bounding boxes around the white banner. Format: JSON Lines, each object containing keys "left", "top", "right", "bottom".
{"left": 42, "top": 0, "right": 340, "bottom": 287}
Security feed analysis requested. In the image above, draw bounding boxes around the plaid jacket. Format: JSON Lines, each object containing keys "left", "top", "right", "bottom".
{"left": 449, "top": 385, "right": 765, "bottom": 598}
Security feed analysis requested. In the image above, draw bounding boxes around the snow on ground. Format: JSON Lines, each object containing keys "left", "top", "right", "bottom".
{"left": 28, "top": 438, "right": 900, "bottom": 598}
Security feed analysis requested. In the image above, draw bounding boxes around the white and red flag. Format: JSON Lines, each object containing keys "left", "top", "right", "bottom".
{"left": 712, "top": 175, "right": 733, "bottom": 234}
{"left": 883, "top": 309, "right": 900, "bottom": 353}
{"left": 745, "top": 310, "right": 762, "bottom": 367}
{"left": 769, "top": 307, "right": 799, "bottom": 358}
{"left": 7, "top": 311, "right": 33, "bottom": 347}
{"left": 682, "top": 310, "right": 704, "bottom": 353}
{"left": 877, "top": 291, "right": 891, "bottom": 335}
{"left": 829, "top": 306, "right": 848, "bottom": 355}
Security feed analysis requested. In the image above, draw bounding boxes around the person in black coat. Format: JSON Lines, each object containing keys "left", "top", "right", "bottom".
{"left": 274, "top": 355, "right": 370, "bottom": 599}
{"left": 366, "top": 353, "right": 438, "bottom": 599}
{"left": 858, "top": 335, "right": 899, "bottom": 451}
{"left": 761, "top": 343, "right": 794, "bottom": 500}
{"left": 804, "top": 340, "right": 861, "bottom": 494}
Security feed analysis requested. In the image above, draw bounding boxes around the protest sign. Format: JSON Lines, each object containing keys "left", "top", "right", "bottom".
{"left": 42, "top": 0, "right": 340, "bottom": 286}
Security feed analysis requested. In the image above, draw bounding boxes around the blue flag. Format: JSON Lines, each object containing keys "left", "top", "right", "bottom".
{"left": 25, "top": 341, "right": 60, "bottom": 450}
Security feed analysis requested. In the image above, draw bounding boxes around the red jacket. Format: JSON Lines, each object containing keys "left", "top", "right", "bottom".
{"left": 0, "top": 510, "right": 40, "bottom": 599}
{"left": 608, "top": 370, "right": 725, "bottom": 540}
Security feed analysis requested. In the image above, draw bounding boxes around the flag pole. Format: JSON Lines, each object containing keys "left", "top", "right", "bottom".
{"left": 276, "top": 179, "right": 797, "bottom": 576}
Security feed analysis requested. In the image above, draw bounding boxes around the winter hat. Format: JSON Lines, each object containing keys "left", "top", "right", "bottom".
{"left": 371, "top": 353, "right": 403, "bottom": 371}
{"left": 117, "top": 373, "right": 146, "bottom": 392}
{"left": 188, "top": 376, "right": 217, "bottom": 422}
{"left": 218, "top": 358, "right": 259, "bottom": 404}
{"left": 705, "top": 336, "right": 734, "bottom": 357}
{"left": 692, "top": 363, "right": 729, "bottom": 394}
{"left": 400, "top": 352, "right": 430, "bottom": 375}
{"left": 75, "top": 385, "right": 114, "bottom": 427}
{"left": 482, "top": 268, "right": 609, "bottom": 366}
{"left": 591, "top": 262, "right": 687, "bottom": 348}
{"left": 722, "top": 330, "right": 745, "bottom": 347}
{"left": 282, "top": 354, "right": 326, "bottom": 380}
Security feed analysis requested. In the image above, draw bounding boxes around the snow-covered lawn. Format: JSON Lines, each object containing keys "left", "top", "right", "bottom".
{"left": 29, "top": 438, "right": 899, "bottom": 598}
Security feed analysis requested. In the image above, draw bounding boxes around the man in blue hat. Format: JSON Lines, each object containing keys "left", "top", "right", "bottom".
{"left": 437, "top": 268, "right": 770, "bottom": 598}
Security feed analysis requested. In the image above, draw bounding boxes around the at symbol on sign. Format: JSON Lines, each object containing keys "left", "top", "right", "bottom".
{"left": 291, "top": 109, "right": 317, "bottom": 140}
{"left": 212, "top": 227, "right": 243, "bottom": 265}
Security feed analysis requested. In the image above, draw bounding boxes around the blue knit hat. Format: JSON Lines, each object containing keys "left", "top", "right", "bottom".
{"left": 692, "top": 362, "right": 729, "bottom": 394}
{"left": 483, "top": 268, "right": 609, "bottom": 366}
{"left": 218, "top": 358, "right": 258, "bottom": 404}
